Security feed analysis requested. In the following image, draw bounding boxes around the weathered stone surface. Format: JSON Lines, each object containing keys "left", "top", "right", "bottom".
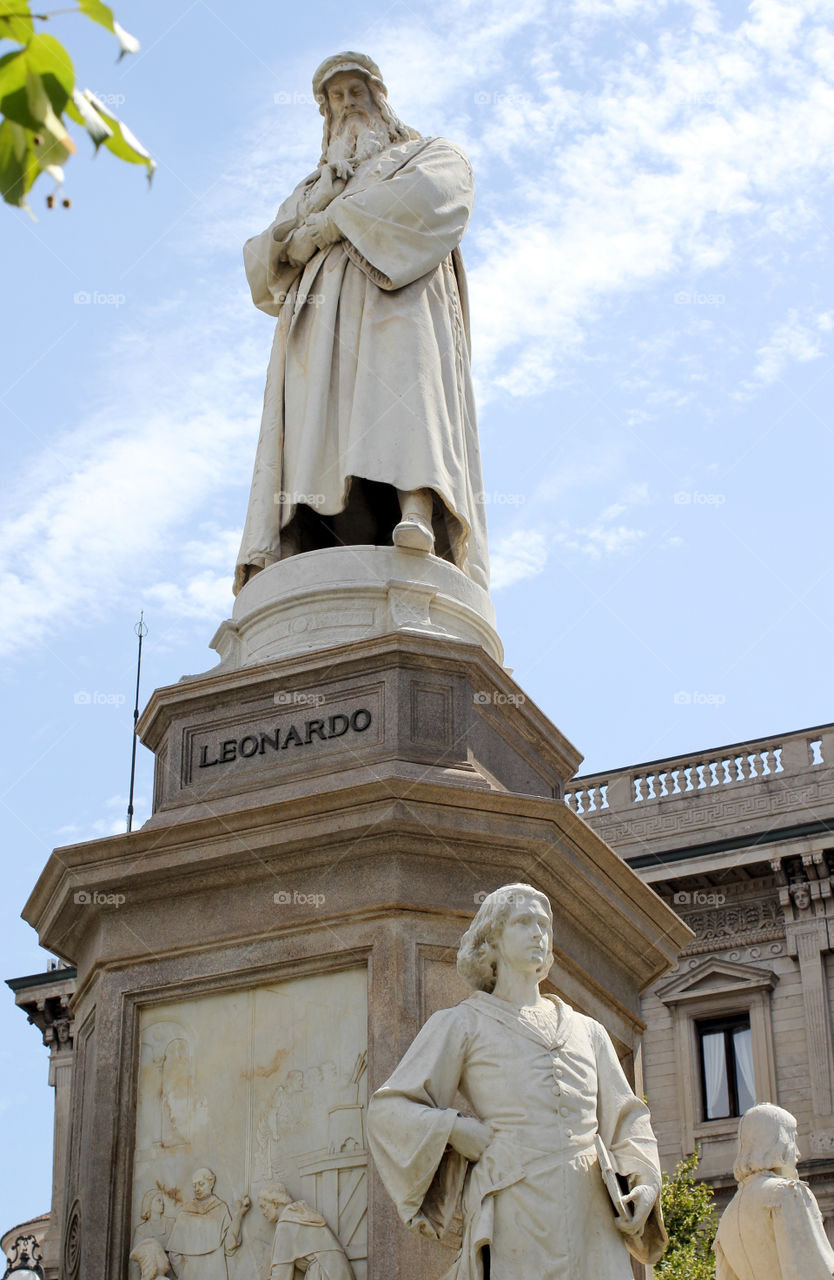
{"left": 22, "top": 636, "right": 689, "bottom": 1280}
{"left": 715, "top": 1104, "right": 834, "bottom": 1280}
{"left": 215, "top": 547, "right": 502, "bottom": 672}
{"left": 137, "top": 633, "right": 581, "bottom": 825}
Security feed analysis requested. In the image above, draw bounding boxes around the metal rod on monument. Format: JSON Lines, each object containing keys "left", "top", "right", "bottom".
{"left": 126, "top": 611, "right": 148, "bottom": 833}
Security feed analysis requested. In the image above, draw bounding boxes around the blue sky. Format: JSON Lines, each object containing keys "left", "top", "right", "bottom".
{"left": 2, "top": 0, "right": 833, "bottom": 1231}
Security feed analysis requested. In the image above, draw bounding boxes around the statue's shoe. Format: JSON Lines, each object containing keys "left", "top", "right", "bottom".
{"left": 393, "top": 515, "right": 434, "bottom": 553}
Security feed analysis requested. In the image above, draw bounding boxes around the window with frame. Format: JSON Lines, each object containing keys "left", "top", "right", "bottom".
{"left": 697, "top": 1014, "right": 755, "bottom": 1120}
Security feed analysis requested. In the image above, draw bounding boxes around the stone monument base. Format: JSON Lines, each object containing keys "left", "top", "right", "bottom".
{"left": 21, "top": 632, "right": 690, "bottom": 1280}
{"left": 210, "top": 546, "right": 503, "bottom": 671}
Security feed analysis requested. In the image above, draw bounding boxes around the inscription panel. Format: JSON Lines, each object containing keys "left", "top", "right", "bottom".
{"left": 181, "top": 685, "right": 384, "bottom": 791}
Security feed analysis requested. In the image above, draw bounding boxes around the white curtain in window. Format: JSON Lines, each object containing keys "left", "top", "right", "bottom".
{"left": 733, "top": 1026, "right": 755, "bottom": 1113}
{"left": 702, "top": 1032, "right": 729, "bottom": 1118}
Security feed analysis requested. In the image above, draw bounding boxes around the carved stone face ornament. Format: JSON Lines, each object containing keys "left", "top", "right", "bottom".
{"left": 791, "top": 882, "right": 811, "bottom": 912}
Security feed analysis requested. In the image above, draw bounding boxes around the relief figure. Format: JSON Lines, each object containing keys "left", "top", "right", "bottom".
{"left": 258, "top": 1183, "right": 355, "bottom": 1280}
{"left": 166, "top": 1168, "right": 250, "bottom": 1280}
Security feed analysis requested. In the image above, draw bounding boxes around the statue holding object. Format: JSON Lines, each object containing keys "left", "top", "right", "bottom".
{"left": 367, "top": 883, "right": 668, "bottom": 1279}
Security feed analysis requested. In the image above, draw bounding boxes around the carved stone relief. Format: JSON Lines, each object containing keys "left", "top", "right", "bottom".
{"left": 130, "top": 969, "right": 367, "bottom": 1280}
{"left": 668, "top": 884, "right": 786, "bottom": 957}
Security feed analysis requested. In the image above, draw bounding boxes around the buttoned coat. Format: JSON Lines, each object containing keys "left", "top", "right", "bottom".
{"left": 368, "top": 991, "right": 666, "bottom": 1280}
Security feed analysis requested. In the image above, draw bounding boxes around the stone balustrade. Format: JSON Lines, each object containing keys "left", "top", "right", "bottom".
{"left": 565, "top": 724, "right": 834, "bottom": 819}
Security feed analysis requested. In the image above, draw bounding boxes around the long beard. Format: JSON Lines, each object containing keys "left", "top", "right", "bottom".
{"left": 326, "top": 115, "right": 389, "bottom": 173}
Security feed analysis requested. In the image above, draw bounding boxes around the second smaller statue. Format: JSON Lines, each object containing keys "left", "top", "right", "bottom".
{"left": 715, "top": 1103, "right": 834, "bottom": 1280}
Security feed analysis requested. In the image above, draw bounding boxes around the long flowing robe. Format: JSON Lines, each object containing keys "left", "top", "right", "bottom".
{"left": 167, "top": 1196, "right": 237, "bottom": 1280}
{"left": 715, "top": 1173, "right": 834, "bottom": 1280}
{"left": 236, "top": 136, "right": 489, "bottom": 594}
{"left": 268, "top": 1201, "right": 355, "bottom": 1280}
{"left": 367, "top": 991, "right": 667, "bottom": 1280}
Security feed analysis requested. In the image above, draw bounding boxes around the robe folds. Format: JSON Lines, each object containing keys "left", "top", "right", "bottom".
{"left": 367, "top": 991, "right": 667, "bottom": 1280}
{"left": 715, "top": 1173, "right": 834, "bottom": 1280}
{"left": 268, "top": 1200, "right": 355, "bottom": 1280}
{"left": 167, "top": 1195, "right": 236, "bottom": 1279}
{"left": 236, "top": 136, "right": 489, "bottom": 595}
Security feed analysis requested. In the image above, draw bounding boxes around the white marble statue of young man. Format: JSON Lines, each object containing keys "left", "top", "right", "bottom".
{"left": 235, "top": 51, "right": 488, "bottom": 594}
{"left": 367, "top": 883, "right": 667, "bottom": 1279}
{"left": 714, "top": 1103, "right": 834, "bottom": 1280}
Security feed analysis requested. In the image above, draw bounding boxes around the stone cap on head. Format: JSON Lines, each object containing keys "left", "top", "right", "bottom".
{"left": 313, "top": 51, "right": 386, "bottom": 111}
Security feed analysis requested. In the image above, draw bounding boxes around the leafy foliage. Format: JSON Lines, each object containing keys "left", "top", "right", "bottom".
{"left": 656, "top": 1150, "right": 718, "bottom": 1280}
{"left": 0, "top": 0, "right": 153, "bottom": 211}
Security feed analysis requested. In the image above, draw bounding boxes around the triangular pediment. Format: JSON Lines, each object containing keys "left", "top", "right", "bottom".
{"left": 656, "top": 957, "right": 778, "bottom": 1005}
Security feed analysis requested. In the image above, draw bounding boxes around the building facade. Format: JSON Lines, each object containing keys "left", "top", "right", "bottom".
{"left": 569, "top": 721, "right": 834, "bottom": 1229}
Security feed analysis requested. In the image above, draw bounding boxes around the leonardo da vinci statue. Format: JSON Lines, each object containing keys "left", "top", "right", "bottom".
{"left": 235, "top": 52, "right": 489, "bottom": 595}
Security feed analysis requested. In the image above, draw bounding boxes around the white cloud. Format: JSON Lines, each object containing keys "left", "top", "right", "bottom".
{"left": 0, "top": 290, "right": 262, "bottom": 659}
{"left": 491, "top": 530, "right": 549, "bottom": 589}
{"left": 490, "top": 480, "right": 649, "bottom": 586}
{"left": 556, "top": 521, "right": 647, "bottom": 557}
{"left": 740, "top": 307, "right": 830, "bottom": 391}
{"left": 447, "top": 0, "right": 834, "bottom": 395}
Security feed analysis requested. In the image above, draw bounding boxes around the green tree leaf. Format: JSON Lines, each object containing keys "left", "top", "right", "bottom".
{"left": 76, "top": 0, "right": 140, "bottom": 57}
{"left": 0, "top": 116, "right": 38, "bottom": 206}
{"left": 0, "top": 0, "right": 33, "bottom": 43}
{"left": 82, "top": 88, "right": 154, "bottom": 179}
{"left": 67, "top": 84, "right": 112, "bottom": 149}
{"left": 0, "top": 9, "right": 152, "bottom": 209}
{"left": 25, "top": 33, "right": 74, "bottom": 111}
{"left": 0, "top": 36, "right": 73, "bottom": 130}
{"left": 655, "top": 1150, "right": 718, "bottom": 1280}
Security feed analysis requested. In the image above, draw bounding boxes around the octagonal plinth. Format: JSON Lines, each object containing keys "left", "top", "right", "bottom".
{"left": 22, "top": 636, "right": 691, "bottom": 1280}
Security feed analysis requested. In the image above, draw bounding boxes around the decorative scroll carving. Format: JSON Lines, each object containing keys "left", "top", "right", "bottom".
{"left": 674, "top": 895, "right": 785, "bottom": 954}
{"left": 2, "top": 1234, "right": 44, "bottom": 1278}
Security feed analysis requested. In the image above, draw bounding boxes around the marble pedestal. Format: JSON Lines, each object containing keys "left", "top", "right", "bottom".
{"left": 211, "top": 546, "right": 503, "bottom": 672}
{"left": 22, "top": 620, "right": 690, "bottom": 1280}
